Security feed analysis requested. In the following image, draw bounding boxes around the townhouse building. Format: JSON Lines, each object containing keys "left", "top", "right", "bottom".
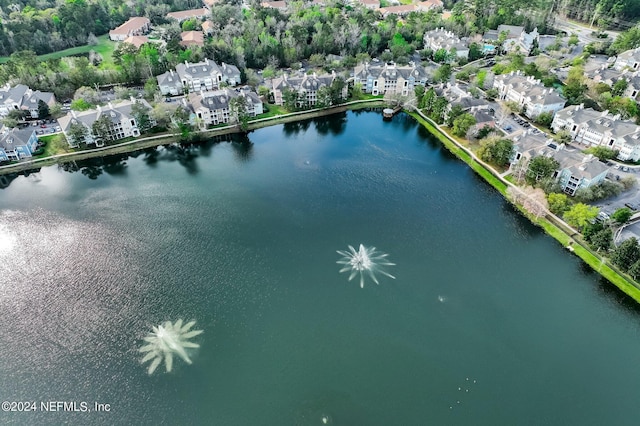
{"left": 510, "top": 130, "right": 608, "bottom": 196}
{"left": 166, "top": 8, "right": 209, "bottom": 22}
{"left": 0, "top": 126, "right": 39, "bottom": 162}
{"left": 186, "top": 88, "right": 263, "bottom": 129}
{"left": 0, "top": 84, "right": 56, "bottom": 118}
{"left": 551, "top": 104, "right": 640, "bottom": 161}
{"left": 423, "top": 28, "right": 469, "bottom": 59}
{"left": 614, "top": 47, "right": 640, "bottom": 71}
{"left": 353, "top": 61, "right": 429, "bottom": 96}
{"left": 493, "top": 70, "right": 565, "bottom": 118}
{"left": 269, "top": 72, "right": 347, "bottom": 107}
{"left": 157, "top": 59, "right": 241, "bottom": 96}
{"left": 57, "top": 99, "right": 152, "bottom": 148}
{"left": 109, "top": 17, "right": 151, "bottom": 41}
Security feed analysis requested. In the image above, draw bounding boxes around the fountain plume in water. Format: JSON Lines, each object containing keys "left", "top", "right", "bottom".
{"left": 139, "top": 320, "right": 203, "bottom": 374}
{"left": 336, "top": 244, "right": 395, "bottom": 288}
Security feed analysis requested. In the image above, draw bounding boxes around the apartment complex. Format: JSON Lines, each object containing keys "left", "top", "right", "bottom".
{"left": 423, "top": 28, "right": 469, "bottom": 59}
{"left": 551, "top": 104, "right": 640, "bottom": 161}
{"left": 353, "top": 61, "right": 429, "bottom": 96}
{"left": 57, "top": 99, "right": 152, "bottom": 148}
{"left": 0, "top": 84, "right": 56, "bottom": 118}
{"left": 157, "top": 59, "right": 241, "bottom": 96}
{"left": 186, "top": 88, "right": 263, "bottom": 128}
{"left": 270, "top": 72, "right": 347, "bottom": 107}
{"left": 109, "top": 17, "right": 151, "bottom": 41}
{"left": 493, "top": 70, "right": 565, "bottom": 118}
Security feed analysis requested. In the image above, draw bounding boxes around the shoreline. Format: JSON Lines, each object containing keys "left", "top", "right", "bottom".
{"left": 0, "top": 98, "right": 386, "bottom": 176}
{"left": 3, "top": 99, "right": 640, "bottom": 303}
{"left": 407, "top": 108, "right": 640, "bottom": 304}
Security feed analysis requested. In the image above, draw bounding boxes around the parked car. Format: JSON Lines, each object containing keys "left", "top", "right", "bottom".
{"left": 624, "top": 203, "right": 638, "bottom": 211}
{"left": 622, "top": 166, "right": 629, "bottom": 172}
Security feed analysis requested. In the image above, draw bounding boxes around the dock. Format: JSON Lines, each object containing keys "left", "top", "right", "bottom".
{"left": 383, "top": 106, "right": 402, "bottom": 119}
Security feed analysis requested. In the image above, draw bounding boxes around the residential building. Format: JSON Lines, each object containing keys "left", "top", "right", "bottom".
{"left": 423, "top": 28, "right": 469, "bottom": 59}
{"left": 186, "top": 88, "right": 263, "bottom": 129}
{"left": 551, "top": 104, "right": 640, "bottom": 161}
{"left": 378, "top": 5, "right": 417, "bottom": 17}
{"left": 57, "top": 99, "right": 152, "bottom": 148}
{"left": 260, "top": 1, "right": 287, "bottom": 10}
{"left": 614, "top": 47, "right": 640, "bottom": 71}
{"left": 122, "top": 36, "right": 149, "bottom": 49}
{"left": 270, "top": 72, "right": 347, "bottom": 107}
{"left": 109, "top": 17, "right": 151, "bottom": 41}
{"left": 355, "top": 0, "right": 379, "bottom": 10}
{"left": 554, "top": 151, "right": 609, "bottom": 196}
{"left": 493, "top": 70, "right": 565, "bottom": 118}
{"left": 417, "top": 0, "right": 443, "bottom": 10}
{"left": 485, "top": 25, "right": 539, "bottom": 55}
{"left": 19, "top": 90, "right": 56, "bottom": 119}
{"left": 180, "top": 31, "right": 205, "bottom": 48}
{"left": 0, "top": 126, "right": 38, "bottom": 162}
{"left": 202, "top": 20, "right": 214, "bottom": 36}
{"left": 167, "top": 8, "right": 209, "bottom": 22}
{"left": 157, "top": 59, "right": 241, "bottom": 96}
{"left": 510, "top": 130, "right": 608, "bottom": 196}
{"left": 592, "top": 66, "right": 640, "bottom": 101}
{"left": 203, "top": 0, "right": 220, "bottom": 9}
{"left": 0, "top": 84, "right": 56, "bottom": 118}
{"left": 353, "top": 61, "right": 429, "bottom": 96}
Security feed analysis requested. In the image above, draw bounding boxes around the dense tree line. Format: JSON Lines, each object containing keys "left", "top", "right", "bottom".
{"left": 0, "top": 0, "right": 203, "bottom": 56}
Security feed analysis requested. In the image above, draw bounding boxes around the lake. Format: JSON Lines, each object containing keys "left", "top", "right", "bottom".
{"left": 1, "top": 110, "right": 640, "bottom": 425}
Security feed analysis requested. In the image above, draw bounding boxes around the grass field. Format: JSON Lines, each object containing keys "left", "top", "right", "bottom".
{"left": 0, "top": 35, "right": 117, "bottom": 68}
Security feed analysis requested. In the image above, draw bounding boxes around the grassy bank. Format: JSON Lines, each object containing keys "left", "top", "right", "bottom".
{"left": 408, "top": 109, "right": 640, "bottom": 303}
{"left": 408, "top": 112, "right": 507, "bottom": 195}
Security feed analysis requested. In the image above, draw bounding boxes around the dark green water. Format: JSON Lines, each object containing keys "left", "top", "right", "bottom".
{"left": 1, "top": 111, "right": 640, "bottom": 425}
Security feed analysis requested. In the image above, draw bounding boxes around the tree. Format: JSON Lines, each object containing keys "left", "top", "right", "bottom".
{"left": 535, "top": 112, "right": 553, "bottom": 127}
{"left": 563, "top": 203, "right": 599, "bottom": 230}
{"left": 91, "top": 115, "right": 112, "bottom": 142}
{"left": 452, "top": 113, "right": 476, "bottom": 137}
{"left": 547, "top": 193, "right": 571, "bottom": 216}
{"left": 629, "top": 259, "right": 640, "bottom": 279}
{"left": 553, "top": 130, "right": 573, "bottom": 145}
{"left": 564, "top": 66, "right": 588, "bottom": 105}
{"left": 433, "top": 64, "right": 452, "bottom": 83}
{"left": 229, "top": 95, "right": 250, "bottom": 131}
{"left": 414, "top": 85, "right": 425, "bottom": 106}
{"left": 468, "top": 43, "right": 483, "bottom": 61}
{"left": 612, "top": 237, "right": 640, "bottom": 272}
{"left": 584, "top": 146, "right": 619, "bottom": 161}
{"left": 477, "top": 138, "right": 513, "bottom": 167}
{"left": 73, "top": 86, "right": 99, "bottom": 105}
{"left": 433, "top": 48, "right": 449, "bottom": 63}
{"left": 591, "top": 228, "right": 613, "bottom": 252}
{"left": 132, "top": 101, "right": 152, "bottom": 133}
{"left": 526, "top": 156, "right": 559, "bottom": 185}
{"left": 37, "top": 99, "right": 50, "bottom": 119}
{"left": 67, "top": 122, "right": 88, "bottom": 147}
{"left": 446, "top": 104, "right": 465, "bottom": 127}
{"left": 611, "top": 79, "right": 629, "bottom": 97}
{"left": 612, "top": 207, "right": 633, "bottom": 224}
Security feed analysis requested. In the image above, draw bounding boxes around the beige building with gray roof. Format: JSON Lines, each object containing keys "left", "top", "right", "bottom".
{"left": 551, "top": 104, "right": 640, "bottom": 161}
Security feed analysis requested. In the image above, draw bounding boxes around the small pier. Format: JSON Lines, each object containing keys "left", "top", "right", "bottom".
{"left": 383, "top": 106, "right": 402, "bottom": 119}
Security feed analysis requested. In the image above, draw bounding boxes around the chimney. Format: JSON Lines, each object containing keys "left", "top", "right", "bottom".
{"left": 205, "top": 58, "right": 209, "bottom": 65}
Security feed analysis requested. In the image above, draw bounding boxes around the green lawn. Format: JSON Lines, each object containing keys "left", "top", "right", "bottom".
{"left": 36, "top": 134, "right": 73, "bottom": 158}
{"left": 0, "top": 35, "right": 117, "bottom": 68}
{"left": 253, "top": 104, "right": 289, "bottom": 120}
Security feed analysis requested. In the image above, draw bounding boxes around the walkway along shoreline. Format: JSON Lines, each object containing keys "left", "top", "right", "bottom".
{"left": 407, "top": 107, "right": 640, "bottom": 304}
{"left": 2, "top": 98, "right": 640, "bottom": 303}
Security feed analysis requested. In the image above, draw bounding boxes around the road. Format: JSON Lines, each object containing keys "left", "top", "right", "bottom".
{"left": 554, "top": 20, "right": 620, "bottom": 44}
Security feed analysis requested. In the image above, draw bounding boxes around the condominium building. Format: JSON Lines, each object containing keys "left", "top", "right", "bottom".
{"left": 353, "top": 61, "right": 429, "bottom": 96}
